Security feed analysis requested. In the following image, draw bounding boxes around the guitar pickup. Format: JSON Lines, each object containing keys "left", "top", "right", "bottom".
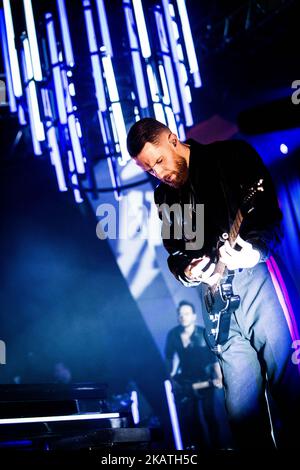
{"left": 221, "top": 283, "right": 234, "bottom": 298}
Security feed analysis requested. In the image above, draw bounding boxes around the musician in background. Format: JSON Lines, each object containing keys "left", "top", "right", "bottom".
{"left": 127, "top": 118, "right": 300, "bottom": 450}
{"left": 165, "top": 300, "right": 222, "bottom": 450}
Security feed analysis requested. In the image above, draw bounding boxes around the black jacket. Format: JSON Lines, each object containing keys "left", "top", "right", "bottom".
{"left": 165, "top": 325, "right": 216, "bottom": 381}
{"left": 154, "top": 139, "right": 283, "bottom": 285}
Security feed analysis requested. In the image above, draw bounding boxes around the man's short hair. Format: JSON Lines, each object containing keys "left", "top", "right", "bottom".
{"left": 126, "top": 118, "right": 169, "bottom": 157}
{"left": 177, "top": 300, "right": 196, "bottom": 314}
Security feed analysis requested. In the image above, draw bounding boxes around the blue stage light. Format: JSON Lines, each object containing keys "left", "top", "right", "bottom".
{"left": 102, "top": 55, "right": 130, "bottom": 164}
{"left": 68, "top": 151, "right": 84, "bottom": 203}
{"left": 164, "top": 380, "right": 183, "bottom": 450}
{"left": 23, "top": 37, "right": 45, "bottom": 142}
{"left": 154, "top": 8, "right": 180, "bottom": 115}
{"left": 132, "top": 0, "right": 151, "bottom": 59}
{"left": 83, "top": 0, "right": 107, "bottom": 112}
{"left": 161, "top": 0, "right": 193, "bottom": 126}
{"left": 47, "top": 125, "right": 68, "bottom": 192}
{"left": 124, "top": 0, "right": 148, "bottom": 109}
{"left": 2, "top": 0, "right": 22, "bottom": 97}
{"left": 46, "top": 13, "right": 68, "bottom": 124}
{"left": 0, "top": 8, "right": 16, "bottom": 112}
{"left": 23, "top": 0, "right": 43, "bottom": 81}
{"left": 280, "top": 143, "right": 288, "bottom": 155}
{"left": 176, "top": 0, "right": 202, "bottom": 88}
{"left": 95, "top": 0, "right": 113, "bottom": 57}
{"left": 68, "top": 114, "right": 85, "bottom": 174}
{"left": 56, "top": 0, "right": 75, "bottom": 67}
{"left": 21, "top": 50, "right": 41, "bottom": 155}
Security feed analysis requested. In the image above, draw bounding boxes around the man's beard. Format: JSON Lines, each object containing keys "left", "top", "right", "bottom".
{"left": 165, "top": 156, "right": 188, "bottom": 188}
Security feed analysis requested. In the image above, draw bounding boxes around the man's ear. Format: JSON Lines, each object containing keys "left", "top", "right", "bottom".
{"left": 169, "top": 133, "right": 177, "bottom": 147}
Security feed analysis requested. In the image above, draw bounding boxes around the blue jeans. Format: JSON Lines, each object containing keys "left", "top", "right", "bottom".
{"left": 200, "top": 262, "right": 300, "bottom": 449}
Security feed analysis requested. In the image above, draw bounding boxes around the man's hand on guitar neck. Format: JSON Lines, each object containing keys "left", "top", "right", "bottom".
{"left": 219, "top": 235, "right": 260, "bottom": 270}
{"left": 184, "top": 256, "right": 221, "bottom": 286}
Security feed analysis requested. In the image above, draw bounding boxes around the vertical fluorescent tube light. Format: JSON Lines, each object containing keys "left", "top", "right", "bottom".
{"left": 164, "top": 380, "right": 183, "bottom": 450}
{"left": 146, "top": 64, "right": 166, "bottom": 123}
{"left": 176, "top": 0, "right": 202, "bottom": 87}
{"left": 161, "top": 0, "right": 178, "bottom": 71}
{"left": 102, "top": 56, "right": 119, "bottom": 102}
{"left": 18, "top": 105, "right": 27, "bottom": 125}
{"left": 25, "top": 86, "right": 42, "bottom": 155}
{"left": 83, "top": 0, "right": 107, "bottom": 112}
{"left": 153, "top": 103, "right": 166, "bottom": 124}
{"left": 177, "top": 122, "right": 186, "bottom": 141}
{"left": 132, "top": 0, "right": 151, "bottom": 59}
{"left": 41, "top": 88, "right": 67, "bottom": 191}
{"left": 47, "top": 126, "right": 67, "bottom": 191}
{"left": 146, "top": 64, "right": 159, "bottom": 102}
{"left": 111, "top": 103, "right": 130, "bottom": 165}
{"left": 2, "top": 0, "right": 22, "bottom": 97}
{"left": 45, "top": 13, "right": 67, "bottom": 124}
{"left": 21, "top": 50, "right": 41, "bottom": 155}
{"left": 97, "top": 110, "right": 110, "bottom": 154}
{"left": 56, "top": 0, "right": 75, "bottom": 67}
{"left": 102, "top": 56, "right": 129, "bottom": 164}
{"left": 161, "top": 0, "right": 193, "bottom": 126}
{"left": 23, "top": 0, "right": 43, "bottom": 81}
{"left": 165, "top": 107, "right": 178, "bottom": 134}
{"left": 124, "top": 1, "right": 148, "bottom": 109}
{"left": 130, "top": 390, "right": 140, "bottom": 425}
{"left": 23, "top": 38, "right": 45, "bottom": 141}
{"left": 95, "top": 0, "right": 113, "bottom": 57}
{"left": 158, "top": 64, "right": 170, "bottom": 105}
{"left": 154, "top": 9, "right": 180, "bottom": 115}
{"left": 68, "top": 114, "right": 85, "bottom": 174}
{"left": 0, "top": 8, "right": 17, "bottom": 112}
{"left": 68, "top": 151, "right": 83, "bottom": 203}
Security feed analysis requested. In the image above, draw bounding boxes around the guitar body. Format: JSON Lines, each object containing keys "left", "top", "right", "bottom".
{"left": 200, "top": 178, "right": 264, "bottom": 351}
{"left": 204, "top": 273, "right": 240, "bottom": 316}
{"left": 202, "top": 272, "right": 240, "bottom": 350}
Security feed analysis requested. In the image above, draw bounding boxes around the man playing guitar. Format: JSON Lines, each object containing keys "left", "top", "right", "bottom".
{"left": 127, "top": 118, "right": 300, "bottom": 450}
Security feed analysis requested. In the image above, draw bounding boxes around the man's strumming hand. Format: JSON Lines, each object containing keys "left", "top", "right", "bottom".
{"left": 184, "top": 256, "right": 221, "bottom": 286}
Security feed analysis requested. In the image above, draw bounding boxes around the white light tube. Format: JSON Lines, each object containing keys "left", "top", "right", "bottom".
{"left": 46, "top": 13, "right": 68, "bottom": 124}
{"left": 3, "top": 0, "right": 22, "bottom": 97}
{"left": 176, "top": 0, "right": 202, "bottom": 87}
{"left": 95, "top": 0, "right": 113, "bottom": 57}
{"left": 164, "top": 380, "right": 183, "bottom": 450}
{"left": 56, "top": 0, "right": 75, "bottom": 67}
{"left": 0, "top": 412, "right": 120, "bottom": 425}
{"left": 68, "top": 114, "right": 85, "bottom": 174}
{"left": 23, "top": 38, "right": 45, "bottom": 141}
{"left": 83, "top": 2, "right": 107, "bottom": 111}
{"left": 0, "top": 8, "right": 16, "bottom": 111}
{"left": 23, "top": 0, "right": 43, "bottom": 81}
{"left": 47, "top": 126, "right": 68, "bottom": 191}
{"left": 132, "top": 0, "right": 151, "bottom": 58}
{"left": 124, "top": 2, "right": 148, "bottom": 108}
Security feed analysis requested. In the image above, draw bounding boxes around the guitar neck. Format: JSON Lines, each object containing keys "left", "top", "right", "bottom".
{"left": 212, "top": 209, "right": 244, "bottom": 288}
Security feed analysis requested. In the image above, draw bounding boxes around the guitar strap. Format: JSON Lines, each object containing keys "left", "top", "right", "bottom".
{"left": 205, "top": 159, "right": 240, "bottom": 352}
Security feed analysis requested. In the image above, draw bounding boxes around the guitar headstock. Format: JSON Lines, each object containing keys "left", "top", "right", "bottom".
{"left": 242, "top": 178, "right": 264, "bottom": 215}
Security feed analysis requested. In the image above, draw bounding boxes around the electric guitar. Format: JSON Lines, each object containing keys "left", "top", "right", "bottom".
{"left": 202, "top": 179, "right": 264, "bottom": 351}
